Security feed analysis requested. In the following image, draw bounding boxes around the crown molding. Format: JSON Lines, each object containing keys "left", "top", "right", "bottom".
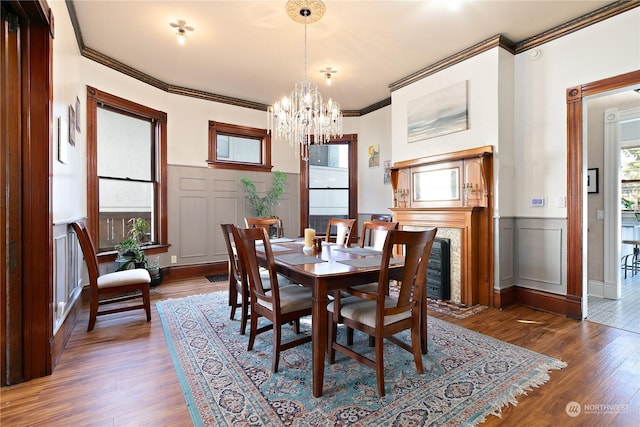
{"left": 66, "top": 0, "right": 639, "bottom": 117}
{"left": 515, "top": 0, "right": 640, "bottom": 52}
{"left": 388, "top": 34, "right": 515, "bottom": 93}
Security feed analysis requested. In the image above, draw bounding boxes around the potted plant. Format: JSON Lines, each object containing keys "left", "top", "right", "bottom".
{"left": 241, "top": 171, "right": 287, "bottom": 218}
{"left": 115, "top": 218, "right": 149, "bottom": 271}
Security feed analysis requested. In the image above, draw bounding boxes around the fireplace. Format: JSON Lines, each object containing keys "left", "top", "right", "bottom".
{"left": 389, "top": 146, "right": 494, "bottom": 306}
{"left": 427, "top": 238, "right": 451, "bottom": 300}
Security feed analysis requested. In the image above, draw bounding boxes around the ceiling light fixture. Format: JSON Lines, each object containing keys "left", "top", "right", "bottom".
{"left": 170, "top": 20, "right": 194, "bottom": 45}
{"left": 319, "top": 67, "right": 337, "bottom": 86}
{"left": 268, "top": 0, "right": 343, "bottom": 161}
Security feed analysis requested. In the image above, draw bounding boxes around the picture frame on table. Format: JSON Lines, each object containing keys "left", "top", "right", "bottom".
{"left": 587, "top": 168, "right": 599, "bottom": 194}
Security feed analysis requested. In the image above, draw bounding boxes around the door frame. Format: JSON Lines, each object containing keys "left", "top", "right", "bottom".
{"left": 566, "top": 69, "right": 640, "bottom": 319}
{"left": 1, "top": 1, "right": 53, "bottom": 385}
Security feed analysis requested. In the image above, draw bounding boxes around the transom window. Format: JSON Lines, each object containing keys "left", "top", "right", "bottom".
{"left": 207, "top": 121, "right": 272, "bottom": 172}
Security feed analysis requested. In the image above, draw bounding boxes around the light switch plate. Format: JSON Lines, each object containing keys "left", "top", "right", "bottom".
{"left": 596, "top": 210, "right": 605, "bottom": 220}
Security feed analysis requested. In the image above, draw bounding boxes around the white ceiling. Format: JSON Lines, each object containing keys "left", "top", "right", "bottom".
{"left": 70, "top": 0, "right": 617, "bottom": 112}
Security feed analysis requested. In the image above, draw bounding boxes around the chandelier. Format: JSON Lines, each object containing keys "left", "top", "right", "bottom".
{"left": 268, "top": 0, "right": 343, "bottom": 160}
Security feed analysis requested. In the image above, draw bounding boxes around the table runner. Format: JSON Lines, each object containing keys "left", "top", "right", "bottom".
{"left": 269, "top": 237, "right": 296, "bottom": 243}
{"left": 275, "top": 253, "right": 327, "bottom": 265}
{"left": 256, "top": 244, "right": 290, "bottom": 252}
{"left": 337, "top": 256, "right": 404, "bottom": 268}
{"left": 334, "top": 247, "right": 382, "bottom": 256}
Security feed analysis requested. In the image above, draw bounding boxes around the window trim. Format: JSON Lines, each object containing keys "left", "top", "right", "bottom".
{"left": 86, "top": 86, "right": 168, "bottom": 258}
{"left": 207, "top": 121, "right": 272, "bottom": 172}
{"left": 300, "top": 134, "right": 358, "bottom": 237}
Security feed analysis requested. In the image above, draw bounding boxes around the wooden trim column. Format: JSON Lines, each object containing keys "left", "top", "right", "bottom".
{"left": 1, "top": 0, "right": 54, "bottom": 385}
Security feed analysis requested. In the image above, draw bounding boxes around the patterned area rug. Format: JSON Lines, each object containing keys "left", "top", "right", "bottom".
{"left": 426, "top": 299, "right": 488, "bottom": 319}
{"left": 206, "top": 277, "right": 485, "bottom": 319}
{"left": 157, "top": 292, "right": 566, "bottom": 426}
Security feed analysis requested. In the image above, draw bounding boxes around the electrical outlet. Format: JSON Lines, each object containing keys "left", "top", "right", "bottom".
{"left": 171, "top": 255, "right": 177, "bottom": 264}
{"left": 596, "top": 210, "right": 605, "bottom": 220}
{"left": 556, "top": 196, "right": 566, "bottom": 208}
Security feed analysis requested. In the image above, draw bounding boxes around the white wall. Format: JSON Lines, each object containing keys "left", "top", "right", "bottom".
{"left": 357, "top": 105, "right": 394, "bottom": 215}
{"left": 513, "top": 8, "right": 640, "bottom": 218}
{"left": 51, "top": 0, "right": 86, "bottom": 223}
{"left": 391, "top": 49, "right": 501, "bottom": 162}
{"left": 496, "top": 48, "right": 516, "bottom": 217}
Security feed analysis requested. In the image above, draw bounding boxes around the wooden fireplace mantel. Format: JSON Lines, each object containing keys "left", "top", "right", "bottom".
{"left": 389, "top": 146, "right": 494, "bottom": 307}
{"left": 391, "top": 207, "right": 487, "bottom": 306}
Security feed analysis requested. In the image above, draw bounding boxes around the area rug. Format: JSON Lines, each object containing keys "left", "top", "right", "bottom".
{"left": 157, "top": 292, "right": 566, "bottom": 427}
{"left": 426, "top": 298, "right": 488, "bottom": 319}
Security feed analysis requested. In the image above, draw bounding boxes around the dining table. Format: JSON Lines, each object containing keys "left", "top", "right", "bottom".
{"left": 254, "top": 238, "right": 406, "bottom": 397}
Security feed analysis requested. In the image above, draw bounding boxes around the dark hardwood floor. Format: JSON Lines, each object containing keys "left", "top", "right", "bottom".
{"left": 1, "top": 277, "right": 638, "bottom": 426}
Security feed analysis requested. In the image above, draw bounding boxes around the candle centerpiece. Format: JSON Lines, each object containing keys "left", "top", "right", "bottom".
{"left": 304, "top": 228, "right": 316, "bottom": 251}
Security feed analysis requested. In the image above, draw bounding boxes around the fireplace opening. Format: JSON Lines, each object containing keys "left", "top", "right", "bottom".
{"left": 427, "top": 238, "right": 450, "bottom": 300}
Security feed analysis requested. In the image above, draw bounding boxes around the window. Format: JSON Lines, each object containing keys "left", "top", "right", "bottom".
{"left": 86, "top": 86, "right": 168, "bottom": 255}
{"left": 207, "top": 121, "right": 272, "bottom": 172}
{"left": 621, "top": 146, "right": 640, "bottom": 209}
{"left": 300, "top": 135, "right": 358, "bottom": 235}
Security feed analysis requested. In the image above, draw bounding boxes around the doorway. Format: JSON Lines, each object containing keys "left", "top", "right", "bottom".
{"left": 566, "top": 70, "right": 640, "bottom": 321}
{"left": 586, "top": 99, "right": 640, "bottom": 333}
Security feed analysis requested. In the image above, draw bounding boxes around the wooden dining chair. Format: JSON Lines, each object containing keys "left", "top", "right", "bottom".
{"left": 233, "top": 226, "right": 313, "bottom": 373}
{"left": 221, "top": 223, "right": 290, "bottom": 335}
{"left": 244, "top": 217, "right": 283, "bottom": 238}
{"left": 370, "top": 214, "right": 392, "bottom": 222}
{"left": 349, "top": 220, "right": 402, "bottom": 324}
{"left": 359, "top": 220, "right": 399, "bottom": 250}
{"left": 328, "top": 228, "right": 438, "bottom": 396}
{"left": 324, "top": 218, "right": 356, "bottom": 246}
{"left": 72, "top": 221, "right": 151, "bottom": 332}
{"left": 221, "top": 223, "right": 253, "bottom": 335}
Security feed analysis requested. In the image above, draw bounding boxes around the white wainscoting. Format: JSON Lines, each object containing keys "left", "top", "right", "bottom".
{"left": 53, "top": 222, "right": 83, "bottom": 334}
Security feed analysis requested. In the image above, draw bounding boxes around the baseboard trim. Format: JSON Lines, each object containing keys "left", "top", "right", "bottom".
{"left": 163, "top": 262, "right": 227, "bottom": 281}
{"left": 493, "top": 287, "right": 516, "bottom": 308}
{"left": 51, "top": 298, "right": 82, "bottom": 368}
{"left": 514, "top": 287, "right": 581, "bottom": 319}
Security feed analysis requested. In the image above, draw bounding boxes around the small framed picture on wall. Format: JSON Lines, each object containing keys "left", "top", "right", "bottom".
{"left": 587, "top": 168, "right": 599, "bottom": 194}
{"left": 75, "top": 96, "right": 81, "bottom": 132}
{"left": 68, "top": 104, "right": 75, "bottom": 146}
